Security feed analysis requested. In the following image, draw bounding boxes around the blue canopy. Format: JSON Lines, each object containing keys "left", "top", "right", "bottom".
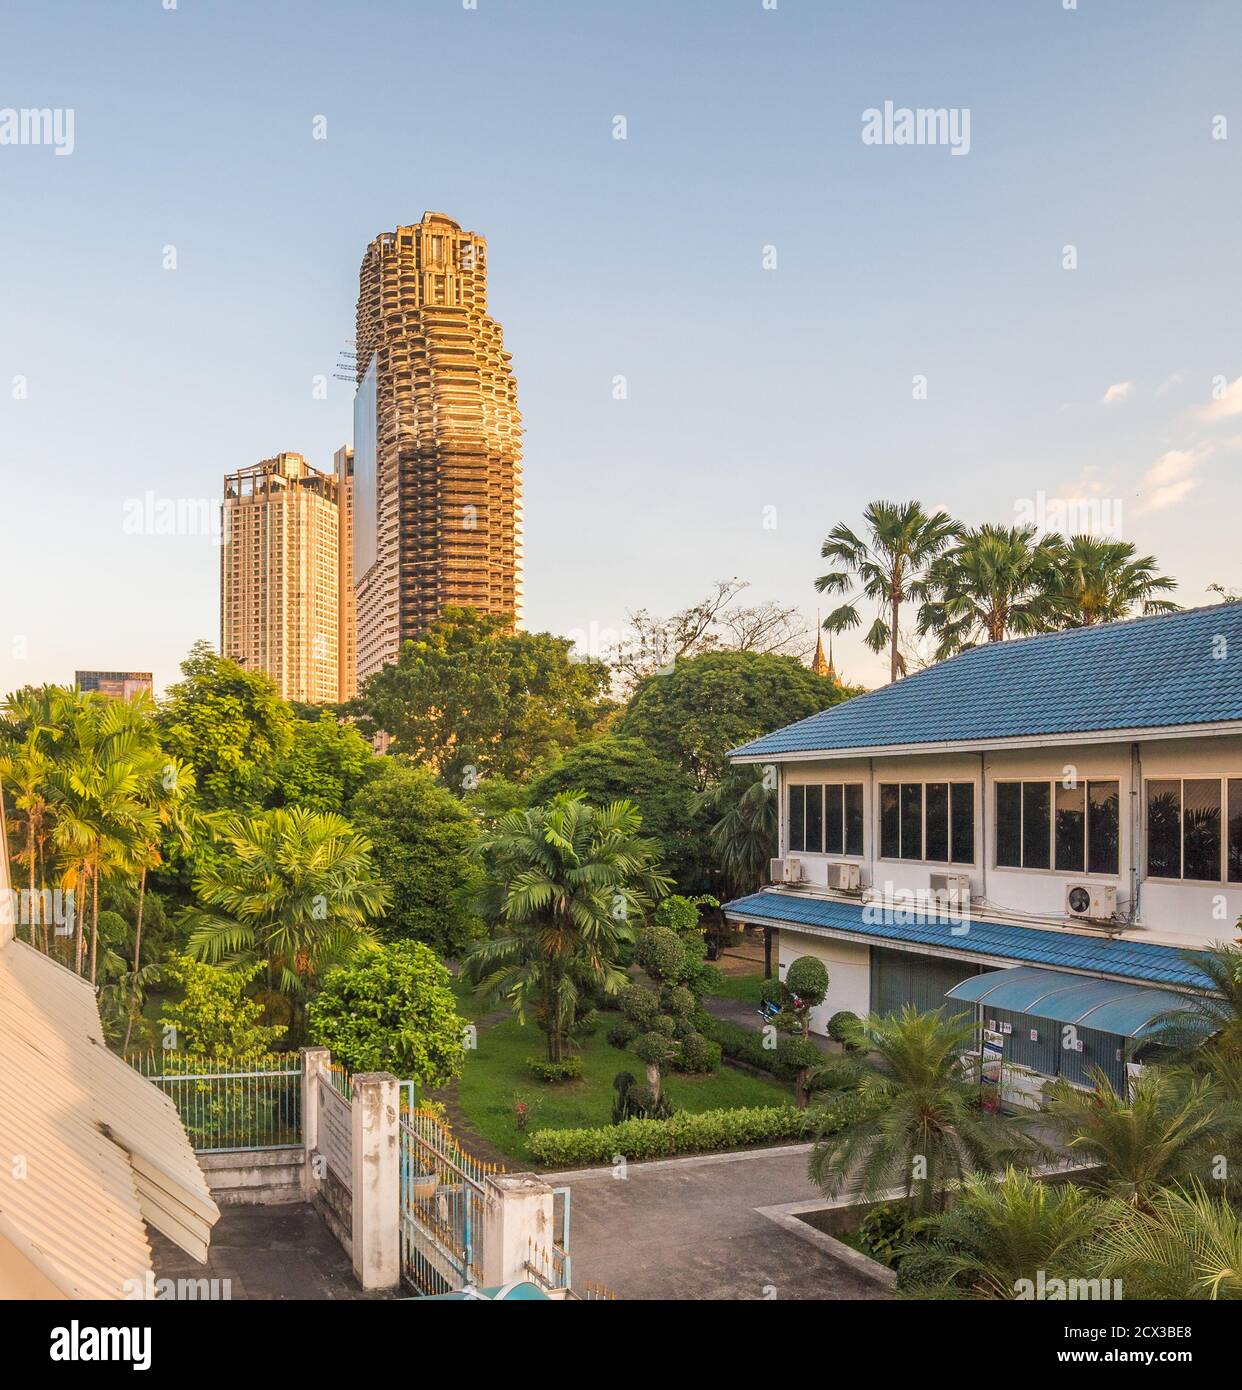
{"left": 944, "top": 965, "right": 1201, "bottom": 1039}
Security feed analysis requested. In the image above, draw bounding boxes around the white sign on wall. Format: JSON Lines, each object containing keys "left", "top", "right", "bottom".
{"left": 318, "top": 1076, "right": 353, "bottom": 1192}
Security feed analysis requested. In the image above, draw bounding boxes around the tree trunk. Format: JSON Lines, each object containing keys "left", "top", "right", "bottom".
{"left": 763, "top": 925, "right": 773, "bottom": 979}
{"left": 74, "top": 865, "right": 86, "bottom": 974}
{"left": 890, "top": 592, "right": 901, "bottom": 682}
{"left": 645, "top": 1061, "right": 662, "bottom": 1103}
{"left": 794, "top": 1066, "right": 811, "bottom": 1110}
{"left": 89, "top": 863, "right": 99, "bottom": 985}
{"left": 123, "top": 869, "right": 147, "bottom": 1053}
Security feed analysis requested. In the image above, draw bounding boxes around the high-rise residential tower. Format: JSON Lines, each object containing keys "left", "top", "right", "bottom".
{"left": 220, "top": 452, "right": 340, "bottom": 704}
{"left": 352, "top": 213, "right": 523, "bottom": 685}
{"left": 334, "top": 444, "right": 357, "bottom": 702}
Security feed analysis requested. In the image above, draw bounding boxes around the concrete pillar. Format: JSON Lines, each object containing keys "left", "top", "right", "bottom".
{"left": 350, "top": 1071, "right": 400, "bottom": 1291}
{"left": 300, "top": 1046, "right": 330, "bottom": 1200}
{"left": 481, "top": 1173, "right": 556, "bottom": 1287}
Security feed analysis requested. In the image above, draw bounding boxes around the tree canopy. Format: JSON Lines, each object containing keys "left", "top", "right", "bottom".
{"left": 352, "top": 608, "right": 611, "bottom": 789}
{"left": 618, "top": 650, "right": 850, "bottom": 788}
{"left": 349, "top": 761, "right": 483, "bottom": 957}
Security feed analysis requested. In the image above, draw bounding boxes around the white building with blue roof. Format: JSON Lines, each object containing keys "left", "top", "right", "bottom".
{"left": 724, "top": 602, "right": 1242, "bottom": 1096}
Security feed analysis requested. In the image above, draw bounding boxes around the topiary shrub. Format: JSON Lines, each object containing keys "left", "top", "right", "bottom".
{"left": 675, "top": 1032, "right": 721, "bottom": 1074}
{"left": 827, "top": 1010, "right": 865, "bottom": 1050}
{"left": 526, "top": 1056, "right": 584, "bottom": 1083}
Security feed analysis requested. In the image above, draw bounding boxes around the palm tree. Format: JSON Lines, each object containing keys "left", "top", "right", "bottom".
{"left": 808, "top": 1007, "right": 1041, "bottom": 1214}
{"left": 183, "top": 807, "right": 389, "bottom": 1027}
{"left": 701, "top": 767, "right": 777, "bottom": 897}
{"left": 1095, "top": 1183, "right": 1242, "bottom": 1299}
{"left": 463, "top": 793, "right": 672, "bottom": 1063}
{"left": 1043, "top": 535, "right": 1178, "bottom": 627}
{"left": 0, "top": 685, "right": 71, "bottom": 950}
{"left": 1043, "top": 1066, "right": 1237, "bottom": 1209}
{"left": 816, "top": 501, "right": 959, "bottom": 683}
{"left": 917, "top": 524, "right": 1062, "bottom": 659}
{"left": 48, "top": 693, "right": 159, "bottom": 981}
{"left": 897, "top": 1168, "right": 1108, "bottom": 1299}
{"left": 1148, "top": 941, "right": 1242, "bottom": 1059}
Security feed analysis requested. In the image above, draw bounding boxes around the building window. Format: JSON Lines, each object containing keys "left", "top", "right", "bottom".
{"left": 998, "top": 779, "right": 1120, "bottom": 875}
{"left": 1147, "top": 777, "right": 1237, "bottom": 883}
{"left": 879, "top": 782, "right": 975, "bottom": 864}
{"left": 788, "top": 782, "right": 864, "bottom": 856}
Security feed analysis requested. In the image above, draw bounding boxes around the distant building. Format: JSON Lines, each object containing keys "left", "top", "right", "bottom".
{"left": 75, "top": 670, "right": 153, "bottom": 699}
{"left": 334, "top": 445, "right": 358, "bottom": 702}
{"left": 810, "top": 627, "right": 840, "bottom": 685}
{"left": 220, "top": 452, "right": 340, "bottom": 704}
{"left": 353, "top": 213, "right": 523, "bottom": 685}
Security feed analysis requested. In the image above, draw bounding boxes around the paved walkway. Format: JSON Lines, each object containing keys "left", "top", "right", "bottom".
{"left": 149, "top": 1204, "right": 393, "bottom": 1300}
{"left": 547, "top": 1144, "right": 890, "bottom": 1301}
{"left": 703, "top": 994, "right": 836, "bottom": 1053}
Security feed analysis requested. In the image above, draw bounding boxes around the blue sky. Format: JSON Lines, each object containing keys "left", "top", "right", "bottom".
{"left": 1, "top": 0, "right": 1240, "bottom": 693}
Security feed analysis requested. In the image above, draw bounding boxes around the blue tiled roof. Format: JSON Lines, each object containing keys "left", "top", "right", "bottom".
{"left": 731, "top": 603, "right": 1242, "bottom": 758}
{"left": 722, "top": 890, "right": 1213, "bottom": 989}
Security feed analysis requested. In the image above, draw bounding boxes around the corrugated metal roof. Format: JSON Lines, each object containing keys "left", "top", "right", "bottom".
{"left": 943, "top": 965, "right": 1201, "bottom": 1037}
{"left": 730, "top": 602, "right": 1242, "bottom": 759}
{"left": 721, "top": 890, "right": 1213, "bottom": 989}
{"left": 0, "top": 792, "right": 218, "bottom": 1299}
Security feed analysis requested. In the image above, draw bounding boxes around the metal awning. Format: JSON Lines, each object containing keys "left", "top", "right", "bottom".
{"left": 944, "top": 965, "right": 1202, "bottom": 1039}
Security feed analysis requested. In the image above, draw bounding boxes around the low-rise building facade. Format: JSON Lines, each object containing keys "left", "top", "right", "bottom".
{"left": 725, "top": 604, "right": 1241, "bottom": 1094}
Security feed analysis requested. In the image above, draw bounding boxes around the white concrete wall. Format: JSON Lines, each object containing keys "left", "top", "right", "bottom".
{"left": 775, "top": 734, "right": 1242, "bottom": 951}
{"left": 777, "top": 930, "right": 870, "bottom": 1037}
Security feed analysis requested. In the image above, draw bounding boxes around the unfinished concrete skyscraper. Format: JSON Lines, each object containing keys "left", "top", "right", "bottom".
{"left": 352, "top": 213, "right": 523, "bottom": 685}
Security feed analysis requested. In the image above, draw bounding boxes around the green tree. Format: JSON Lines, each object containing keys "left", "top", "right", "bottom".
{"left": 816, "top": 500, "right": 959, "bottom": 683}
{"left": 1044, "top": 1066, "right": 1237, "bottom": 1209}
{"left": 917, "top": 523, "right": 1063, "bottom": 659}
{"left": 619, "top": 650, "right": 848, "bottom": 789}
{"left": 158, "top": 955, "right": 286, "bottom": 1057}
{"left": 157, "top": 641, "right": 293, "bottom": 812}
{"left": 269, "top": 713, "right": 380, "bottom": 814}
{"left": 463, "top": 793, "right": 672, "bottom": 1062}
{"left": 808, "top": 1007, "right": 1040, "bottom": 1215}
{"left": 701, "top": 765, "right": 778, "bottom": 897}
{"left": 528, "top": 735, "right": 704, "bottom": 889}
{"left": 1042, "top": 535, "right": 1178, "bottom": 627}
{"left": 1094, "top": 1183, "right": 1242, "bottom": 1299}
{"left": 352, "top": 608, "right": 611, "bottom": 788}
{"left": 897, "top": 1169, "right": 1109, "bottom": 1300}
{"left": 1150, "top": 941, "right": 1242, "bottom": 1059}
{"left": 307, "top": 942, "right": 466, "bottom": 1088}
{"left": 349, "top": 761, "right": 482, "bottom": 957}
{"left": 183, "top": 808, "right": 390, "bottom": 1028}
{"left": 0, "top": 685, "right": 65, "bottom": 950}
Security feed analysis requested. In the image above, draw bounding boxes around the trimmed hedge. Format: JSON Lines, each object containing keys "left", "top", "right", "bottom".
{"left": 704, "top": 1018, "right": 820, "bottom": 1083}
{"left": 526, "top": 1056, "right": 585, "bottom": 1083}
{"left": 527, "top": 1091, "right": 880, "bottom": 1168}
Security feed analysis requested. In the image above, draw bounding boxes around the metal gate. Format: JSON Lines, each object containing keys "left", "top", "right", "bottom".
{"left": 399, "top": 1107, "right": 498, "bottom": 1295}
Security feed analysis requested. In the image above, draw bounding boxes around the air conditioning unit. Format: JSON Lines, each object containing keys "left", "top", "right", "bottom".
{"left": 1066, "top": 883, "right": 1117, "bottom": 924}
{"left": 826, "top": 862, "right": 861, "bottom": 893}
{"left": 929, "top": 872, "right": 972, "bottom": 899}
{"left": 783, "top": 850, "right": 811, "bottom": 884}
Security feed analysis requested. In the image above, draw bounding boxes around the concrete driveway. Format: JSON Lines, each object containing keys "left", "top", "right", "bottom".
{"left": 547, "top": 1144, "right": 891, "bottom": 1301}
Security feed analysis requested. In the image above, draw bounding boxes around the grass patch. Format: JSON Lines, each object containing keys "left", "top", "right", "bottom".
{"left": 709, "top": 971, "right": 766, "bottom": 1005}
{"left": 453, "top": 1014, "right": 790, "bottom": 1166}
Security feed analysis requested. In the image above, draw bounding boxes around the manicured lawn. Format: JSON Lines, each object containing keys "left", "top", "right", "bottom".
{"left": 454, "top": 1014, "right": 791, "bottom": 1166}
{"left": 709, "top": 971, "right": 766, "bottom": 1005}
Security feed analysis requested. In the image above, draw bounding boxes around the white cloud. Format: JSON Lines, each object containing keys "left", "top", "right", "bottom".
{"left": 1200, "top": 374, "right": 1242, "bottom": 419}
{"left": 1101, "top": 380, "right": 1134, "bottom": 405}
{"left": 1133, "top": 444, "right": 1212, "bottom": 515}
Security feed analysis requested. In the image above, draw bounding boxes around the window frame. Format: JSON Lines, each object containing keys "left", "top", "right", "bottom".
{"left": 786, "top": 781, "right": 866, "bottom": 858}
{"left": 1144, "top": 775, "right": 1242, "bottom": 886}
{"left": 876, "top": 780, "right": 976, "bottom": 867}
{"left": 994, "top": 777, "right": 1122, "bottom": 878}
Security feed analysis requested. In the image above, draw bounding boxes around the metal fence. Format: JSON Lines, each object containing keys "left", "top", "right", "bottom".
{"left": 127, "top": 1052, "right": 303, "bottom": 1154}
{"left": 399, "top": 1106, "right": 501, "bottom": 1295}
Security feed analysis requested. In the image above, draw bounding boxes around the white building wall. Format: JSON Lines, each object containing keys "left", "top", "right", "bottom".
{"left": 776, "top": 931, "right": 870, "bottom": 1037}
{"left": 775, "top": 733, "right": 1242, "bottom": 952}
